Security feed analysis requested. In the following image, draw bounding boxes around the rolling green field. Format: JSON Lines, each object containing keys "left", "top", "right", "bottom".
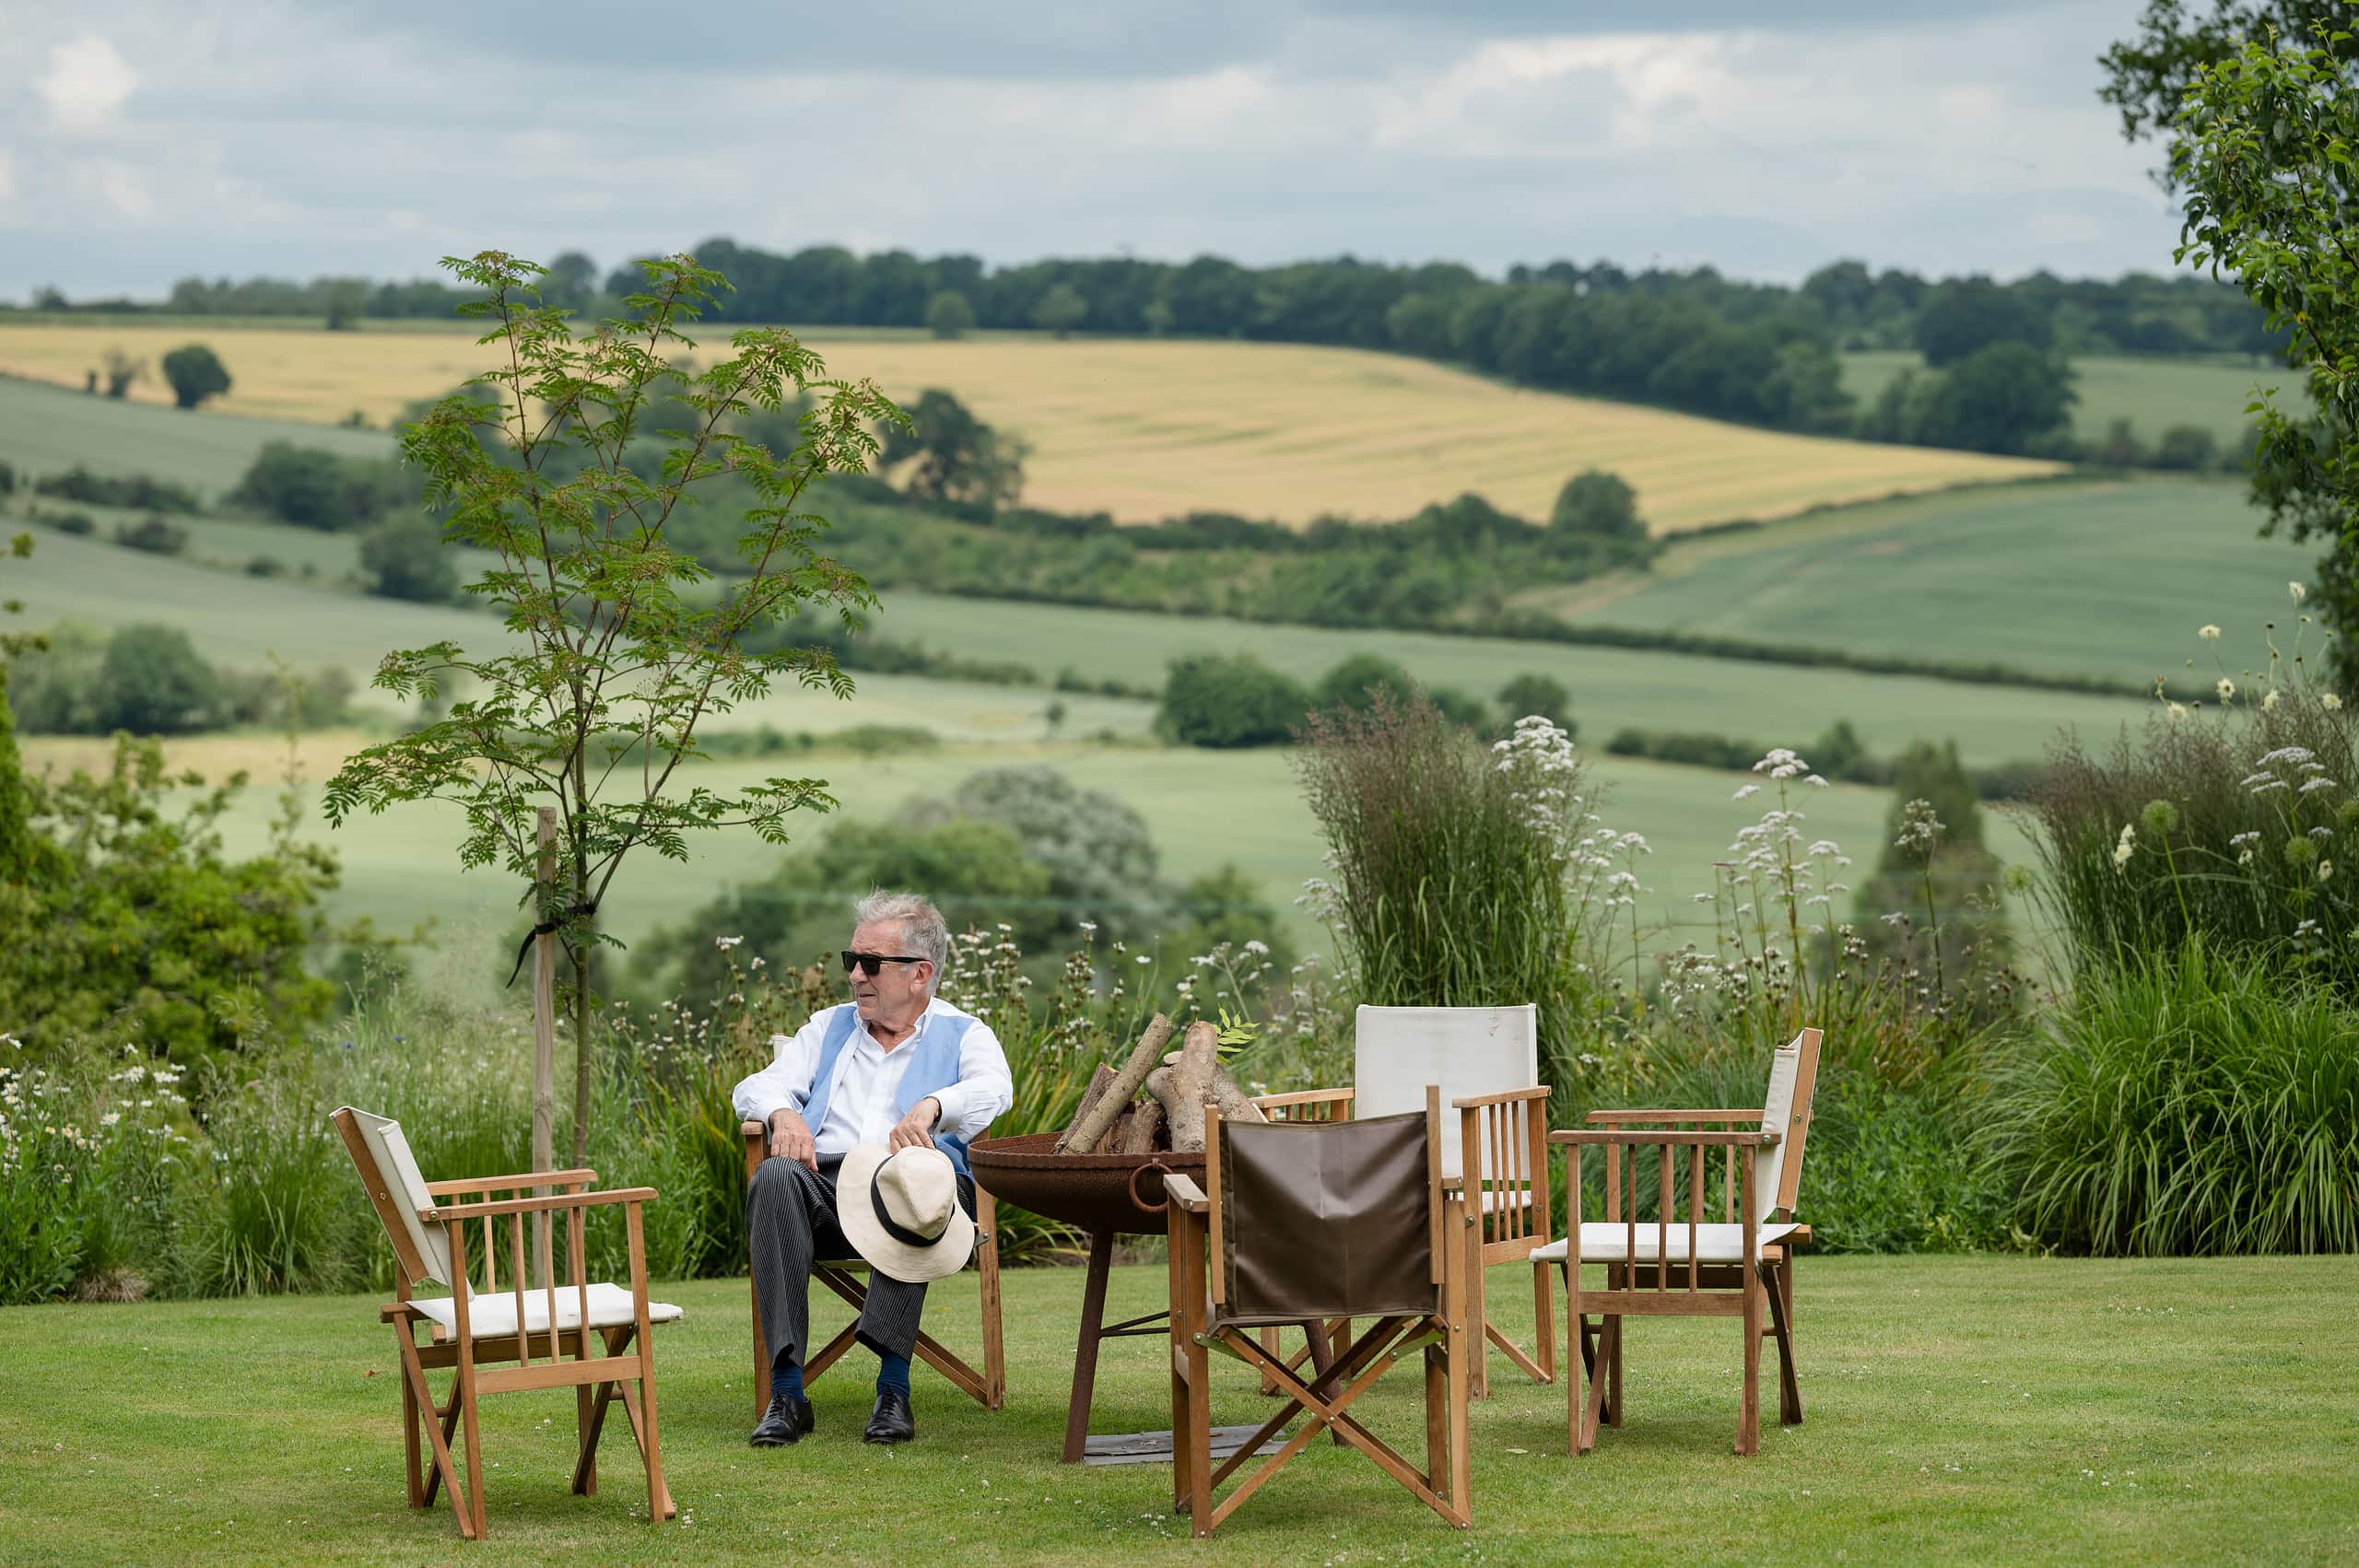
{"left": 5, "top": 1256, "right": 2354, "bottom": 1563}
{"left": 1566, "top": 477, "right": 2312, "bottom": 687}
{"left": 1840, "top": 350, "right": 2306, "bottom": 448}
{"left": 18, "top": 725, "right": 2034, "bottom": 974}
{"left": 0, "top": 321, "right": 2053, "bottom": 531}
{"left": 0, "top": 373, "right": 388, "bottom": 499}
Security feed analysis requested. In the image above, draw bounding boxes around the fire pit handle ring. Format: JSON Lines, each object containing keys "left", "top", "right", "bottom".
{"left": 1126, "top": 1159, "right": 1174, "bottom": 1216}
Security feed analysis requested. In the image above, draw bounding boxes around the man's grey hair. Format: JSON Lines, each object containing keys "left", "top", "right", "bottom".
{"left": 853, "top": 889, "right": 949, "bottom": 988}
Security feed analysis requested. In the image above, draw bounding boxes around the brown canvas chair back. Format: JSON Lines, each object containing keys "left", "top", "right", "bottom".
{"left": 1218, "top": 1110, "right": 1438, "bottom": 1328}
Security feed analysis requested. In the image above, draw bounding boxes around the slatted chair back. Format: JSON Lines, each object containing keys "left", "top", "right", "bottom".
{"left": 1354, "top": 1004, "right": 1537, "bottom": 1181}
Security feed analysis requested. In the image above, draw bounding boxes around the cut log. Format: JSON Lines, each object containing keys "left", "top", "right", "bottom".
{"left": 1118, "top": 1097, "right": 1165, "bottom": 1155}
{"left": 1058, "top": 1063, "right": 1120, "bottom": 1150}
{"left": 1055, "top": 1013, "right": 1174, "bottom": 1154}
{"left": 1095, "top": 1106, "right": 1134, "bottom": 1155}
{"left": 1150, "top": 1021, "right": 1267, "bottom": 1153}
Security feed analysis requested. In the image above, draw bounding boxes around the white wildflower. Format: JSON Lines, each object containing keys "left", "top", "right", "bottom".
{"left": 2263, "top": 689, "right": 2283, "bottom": 712}
{"left": 2113, "top": 823, "right": 2136, "bottom": 872}
{"left": 2320, "top": 860, "right": 2335, "bottom": 884}
{"left": 2217, "top": 676, "right": 2236, "bottom": 702}
{"left": 2168, "top": 702, "right": 2189, "bottom": 722}
{"left": 1732, "top": 784, "right": 1760, "bottom": 801}
{"left": 714, "top": 935, "right": 744, "bottom": 950}
{"left": 2328, "top": 693, "right": 2346, "bottom": 711}
{"left": 2291, "top": 581, "right": 2309, "bottom": 604}
{"left": 2200, "top": 625, "right": 2222, "bottom": 641}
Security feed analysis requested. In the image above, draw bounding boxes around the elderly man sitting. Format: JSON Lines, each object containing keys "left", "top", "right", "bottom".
{"left": 732, "top": 891, "right": 1013, "bottom": 1447}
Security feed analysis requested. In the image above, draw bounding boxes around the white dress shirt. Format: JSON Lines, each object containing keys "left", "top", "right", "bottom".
{"left": 731, "top": 996, "right": 1014, "bottom": 1157}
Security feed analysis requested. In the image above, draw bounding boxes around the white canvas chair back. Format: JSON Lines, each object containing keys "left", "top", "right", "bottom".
{"left": 340, "top": 1106, "right": 460, "bottom": 1291}
{"left": 1755, "top": 1031, "right": 1815, "bottom": 1223}
{"left": 1353, "top": 1004, "right": 1538, "bottom": 1180}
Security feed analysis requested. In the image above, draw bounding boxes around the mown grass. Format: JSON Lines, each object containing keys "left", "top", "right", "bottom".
{"left": 1, "top": 1255, "right": 2352, "bottom": 1563}
{"left": 0, "top": 322, "right": 2055, "bottom": 530}
{"left": 1840, "top": 351, "right": 2306, "bottom": 449}
{"left": 1569, "top": 477, "right": 2311, "bottom": 686}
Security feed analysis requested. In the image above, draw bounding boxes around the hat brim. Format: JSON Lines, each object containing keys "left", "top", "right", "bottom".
{"left": 837, "top": 1143, "right": 976, "bottom": 1284}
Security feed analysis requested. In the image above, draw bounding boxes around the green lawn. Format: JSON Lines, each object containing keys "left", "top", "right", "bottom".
{"left": 1840, "top": 351, "right": 2306, "bottom": 448}
{"left": 1573, "top": 477, "right": 2313, "bottom": 687}
{"left": 4, "top": 1255, "right": 2352, "bottom": 1562}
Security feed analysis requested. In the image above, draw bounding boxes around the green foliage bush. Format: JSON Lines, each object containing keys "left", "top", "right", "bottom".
{"left": 229, "top": 442, "right": 410, "bottom": 531}
{"left": 112, "top": 515, "right": 188, "bottom": 556}
{"left": 94, "top": 625, "right": 218, "bottom": 732}
{"left": 35, "top": 466, "right": 201, "bottom": 514}
{"left": 1157, "top": 652, "right": 1309, "bottom": 747}
{"left": 1987, "top": 942, "right": 2359, "bottom": 1255}
{"left": 357, "top": 514, "right": 458, "bottom": 603}
{"left": 0, "top": 733, "right": 336, "bottom": 1073}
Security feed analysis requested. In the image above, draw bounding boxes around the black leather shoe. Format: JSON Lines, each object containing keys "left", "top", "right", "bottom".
{"left": 749, "top": 1394, "right": 816, "bottom": 1447}
{"left": 863, "top": 1387, "right": 916, "bottom": 1445}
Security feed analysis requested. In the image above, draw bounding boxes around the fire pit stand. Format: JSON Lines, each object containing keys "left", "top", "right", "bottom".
{"left": 968, "top": 1132, "right": 1310, "bottom": 1466}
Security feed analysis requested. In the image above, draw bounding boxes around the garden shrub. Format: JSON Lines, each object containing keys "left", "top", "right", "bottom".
{"left": 112, "top": 516, "right": 189, "bottom": 556}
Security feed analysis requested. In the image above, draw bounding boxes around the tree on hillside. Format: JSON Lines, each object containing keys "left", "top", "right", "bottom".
{"left": 1496, "top": 673, "right": 1573, "bottom": 740}
{"left": 2165, "top": 26, "right": 2359, "bottom": 687}
{"left": 926, "top": 289, "right": 976, "bottom": 340}
{"left": 159, "top": 344, "right": 231, "bottom": 410}
{"left": 546, "top": 251, "right": 599, "bottom": 307}
{"left": 322, "top": 251, "right": 905, "bottom": 1170}
{"left": 1548, "top": 469, "right": 1644, "bottom": 544}
{"left": 358, "top": 515, "right": 459, "bottom": 603}
{"left": 1032, "top": 281, "right": 1089, "bottom": 338}
{"left": 101, "top": 348, "right": 144, "bottom": 400}
{"left": 1915, "top": 278, "right": 2054, "bottom": 367}
{"left": 879, "top": 387, "right": 1027, "bottom": 509}
{"left": 1921, "top": 343, "right": 2077, "bottom": 455}
{"left": 897, "top": 766, "right": 1164, "bottom": 941}
{"left": 1313, "top": 652, "right": 1416, "bottom": 717}
{"left": 92, "top": 624, "right": 221, "bottom": 735}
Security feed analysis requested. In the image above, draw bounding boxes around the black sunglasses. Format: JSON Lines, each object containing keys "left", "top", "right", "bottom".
{"left": 840, "top": 950, "right": 925, "bottom": 977}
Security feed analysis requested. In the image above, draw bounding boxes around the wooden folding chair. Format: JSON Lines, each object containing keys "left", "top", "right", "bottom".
{"left": 738, "top": 1122, "right": 1005, "bottom": 1421}
{"left": 331, "top": 1107, "right": 679, "bottom": 1541}
{"left": 1258, "top": 1005, "right": 1554, "bottom": 1398}
{"left": 1164, "top": 1087, "right": 1473, "bottom": 1537}
{"left": 1532, "top": 1026, "right": 1822, "bottom": 1457}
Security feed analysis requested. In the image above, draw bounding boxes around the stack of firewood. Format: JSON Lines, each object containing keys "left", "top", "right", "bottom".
{"left": 1052, "top": 1012, "right": 1266, "bottom": 1155}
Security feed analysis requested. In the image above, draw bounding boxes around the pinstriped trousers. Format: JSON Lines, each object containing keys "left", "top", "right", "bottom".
{"left": 746, "top": 1155, "right": 968, "bottom": 1369}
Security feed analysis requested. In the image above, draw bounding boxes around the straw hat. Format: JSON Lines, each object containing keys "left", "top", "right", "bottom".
{"left": 837, "top": 1143, "right": 975, "bottom": 1283}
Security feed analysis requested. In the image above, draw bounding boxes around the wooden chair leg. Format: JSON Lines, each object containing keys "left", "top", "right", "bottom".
{"left": 978, "top": 1188, "right": 1006, "bottom": 1410}
{"left": 454, "top": 1352, "right": 487, "bottom": 1539}
{"left": 1532, "top": 1261, "right": 1556, "bottom": 1384}
{"left": 399, "top": 1330, "right": 425, "bottom": 1509}
{"left": 1464, "top": 1218, "right": 1489, "bottom": 1400}
{"left": 1737, "top": 1259, "right": 1763, "bottom": 1457}
{"left": 1605, "top": 1273, "right": 1625, "bottom": 1427}
{"left": 1766, "top": 1258, "right": 1802, "bottom": 1425}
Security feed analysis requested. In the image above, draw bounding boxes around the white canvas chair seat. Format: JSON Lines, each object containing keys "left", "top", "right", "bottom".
{"left": 1531, "top": 1222, "right": 1798, "bottom": 1267}
{"left": 409, "top": 1283, "right": 685, "bottom": 1340}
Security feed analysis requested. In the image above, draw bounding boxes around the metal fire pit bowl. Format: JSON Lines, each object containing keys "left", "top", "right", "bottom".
{"left": 967, "top": 1132, "right": 1204, "bottom": 1238}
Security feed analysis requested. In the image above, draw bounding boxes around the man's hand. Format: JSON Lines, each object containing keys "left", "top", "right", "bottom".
{"left": 889, "top": 1096, "right": 942, "bottom": 1153}
{"left": 766, "top": 1107, "right": 817, "bottom": 1168}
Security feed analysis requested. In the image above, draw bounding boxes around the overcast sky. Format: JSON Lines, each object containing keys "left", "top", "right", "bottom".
{"left": 0, "top": 0, "right": 2182, "bottom": 300}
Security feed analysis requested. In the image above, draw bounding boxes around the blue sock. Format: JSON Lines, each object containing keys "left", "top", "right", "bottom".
{"left": 771, "top": 1361, "right": 804, "bottom": 1402}
{"left": 875, "top": 1353, "right": 911, "bottom": 1399}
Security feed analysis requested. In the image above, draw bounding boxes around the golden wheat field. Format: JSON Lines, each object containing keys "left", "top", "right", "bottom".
{"left": 0, "top": 321, "right": 2058, "bottom": 531}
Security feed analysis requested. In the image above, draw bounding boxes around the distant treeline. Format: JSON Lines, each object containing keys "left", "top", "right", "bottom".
{"left": 1606, "top": 720, "right": 2051, "bottom": 803}
{"left": 18, "top": 242, "right": 2285, "bottom": 448}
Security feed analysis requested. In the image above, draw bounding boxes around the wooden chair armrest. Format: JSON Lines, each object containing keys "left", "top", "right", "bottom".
{"left": 423, "top": 1186, "right": 659, "bottom": 1221}
{"left": 1250, "top": 1088, "right": 1355, "bottom": 1113}
{"left": 1583, "top": 1108, "right": 1757, "bottom": 1124}
{"left": 1452, "top": 1085, "right": 1550, "bottom": 1110}
{"left": 425, "top": 1167, "right": 599, "bottom": 1196}
{"left": 1548, "top": 1129, "right": 1778, "bottom": 1148}
{"left": 1163, "top": 1174, "right": 1210, "bottom": 1213}
{"left": 739, "top": 1120, "right": 765, "bottom": 1139}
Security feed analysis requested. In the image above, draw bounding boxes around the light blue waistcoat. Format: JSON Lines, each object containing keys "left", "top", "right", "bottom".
{"left": 800, "top": 1004, "right": 980, "bottom": 1176}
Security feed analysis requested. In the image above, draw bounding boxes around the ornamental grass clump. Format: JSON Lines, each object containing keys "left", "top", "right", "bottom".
{"left": 1985, "top": 939, "right": 2359, "bottom": 1256}
{"left": 2028, "top": 609, "right": 2359, "bottom": 989}
{"left": 1296, "top": 697, "right": 1615, "bottom": 1093}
